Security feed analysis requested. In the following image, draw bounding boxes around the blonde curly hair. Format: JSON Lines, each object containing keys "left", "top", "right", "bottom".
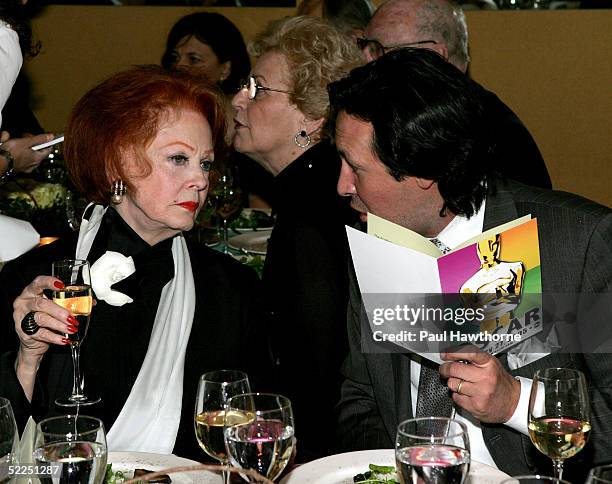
{"left": 249, "top": 16, "right": 363, "bottom": 125}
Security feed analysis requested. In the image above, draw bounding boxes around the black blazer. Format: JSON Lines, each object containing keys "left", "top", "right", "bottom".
{"left": 337, "top": 180, "right": 612, "bottom": 481}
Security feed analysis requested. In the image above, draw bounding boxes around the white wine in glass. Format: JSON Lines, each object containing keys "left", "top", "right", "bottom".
{"left": 52, "top": 259, "right": 100, "bottom": 407}
{"left": 194, "top": 370, "right": 251, "bottom": 483}
{"left": 528, "top": 367, "right": 590, "bottom": 480}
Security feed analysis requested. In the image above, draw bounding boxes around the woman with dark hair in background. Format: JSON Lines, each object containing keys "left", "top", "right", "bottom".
{"left": 162, "top": 11, "right": 273, "bottom": 207}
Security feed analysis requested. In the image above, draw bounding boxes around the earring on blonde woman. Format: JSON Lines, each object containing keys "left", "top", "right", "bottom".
{"left": 294, "top": 130, "right": 311, "bottom": 149}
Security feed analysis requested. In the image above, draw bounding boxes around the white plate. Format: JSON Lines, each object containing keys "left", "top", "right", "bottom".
{"left": 280, "top": 449, "right": 510, "bottom": 484}
{"left": 228, "top": 230, "right": 272, "bottom": 255}
{"left": 231, "top": 208, "right": 274, "bottom": 233}
{"left": 107, "top": 451, "right": 219, "bottom": 483}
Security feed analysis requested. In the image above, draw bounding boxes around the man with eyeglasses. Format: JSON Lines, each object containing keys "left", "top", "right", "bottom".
{"left": 358, "top": 0, "right": 552, "bottom": 190}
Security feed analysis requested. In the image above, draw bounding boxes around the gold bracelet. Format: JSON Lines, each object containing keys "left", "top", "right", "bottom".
{"left": 0, "top": 147, "right": 15, "bottom": 183}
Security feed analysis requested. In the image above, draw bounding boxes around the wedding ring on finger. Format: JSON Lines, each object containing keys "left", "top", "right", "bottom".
{"left": 456, "top": 378, "right": 465, "bottom": 395}
{"left": 21, "top": 311, "right": 40, "bottom": 336}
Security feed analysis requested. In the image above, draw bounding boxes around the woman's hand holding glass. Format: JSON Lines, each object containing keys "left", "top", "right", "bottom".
{"left": 13, "top": 274, "right": 82, "bottom": 400}
{"left": 528, "top": 368, "right": 590, "bottom": 480}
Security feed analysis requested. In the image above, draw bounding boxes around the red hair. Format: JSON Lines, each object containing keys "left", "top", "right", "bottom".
{"left": 64, "top": 65, "right": 226, "bottom": 204}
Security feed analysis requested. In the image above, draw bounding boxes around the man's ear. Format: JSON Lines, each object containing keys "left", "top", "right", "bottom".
{"left": 416, "top": 178, "right": 436, "bottom": 190}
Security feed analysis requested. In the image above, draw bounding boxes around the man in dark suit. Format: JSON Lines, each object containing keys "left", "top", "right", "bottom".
{"left": 358, "top": 0, "right": 552, "bottom": 189}
{"left": 328, "top": 48, "right": 612, "bottom": 480}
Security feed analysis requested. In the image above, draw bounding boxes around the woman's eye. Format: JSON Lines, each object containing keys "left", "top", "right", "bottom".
{"left": 200, "top": 159, "right": 213, "bottom": 172}
{"left": 170, "top": 154, "right": 188, "bottom": 165}
{"left": 189, "top": 55, "right": 202, "bottom": 65}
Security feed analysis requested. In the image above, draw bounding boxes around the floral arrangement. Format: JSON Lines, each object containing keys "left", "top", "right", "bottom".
{"left": 0, "top": 177, "right": 72, "bottom": 236}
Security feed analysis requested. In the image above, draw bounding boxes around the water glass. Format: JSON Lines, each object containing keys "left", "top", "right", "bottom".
{"left": 395, "top": 417, "right": 470, "bottom": 484}
{"left": 0, "top": 398, "right": 18, "bottom": 482}
{"left": 33, "top": 415, "right": 107, "bottom": 484}
{"left": 587, "top": 464, "right": 612, "bottom": 483}
{"left": 224, "top": 393, "right": 294, "bottom": 482}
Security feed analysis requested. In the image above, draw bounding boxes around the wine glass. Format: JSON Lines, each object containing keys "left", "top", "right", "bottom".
{"left": 210, "top": 164, "right": 242, "bottom": 254}
{"left": 587, "top": 464, "right": 612, "bottom": 483}
{"left": 224, "top": 393, "right": 295, "bottom": 483}
{"left": 33, "top": 415, "right": 107, "bottom": 483}
{"left": 395, "top": 417, "right": 470, "bottom": 484}
{"left": 528, "top": 368, "right": 590, "bottom": 480}
{"left": 52, "top": 259, "right": 100, "bottom": 407}
{"left": 0, "top": 398, "right": 19, "bottom": 482}
{"left": 501, "top": 476, "right": 571, "bottom": 484}
{"left": 194, "top": 370, "right": 251, "bottom": 484}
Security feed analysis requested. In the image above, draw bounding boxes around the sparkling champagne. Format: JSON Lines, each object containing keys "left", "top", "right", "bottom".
{"left": 396, "top": 445, "right": 470, "bottom": 484}
{"left": 34, "top": 441, "right": 106, "bottom": 484}
{"left": 528, "top": 416, "right": 591, "bottom": 460}
{"left": 195, "top": 409, "right": 254, "bottom": 462}
{"left": 53, "top": 285, "right": 92, "bottom": 344}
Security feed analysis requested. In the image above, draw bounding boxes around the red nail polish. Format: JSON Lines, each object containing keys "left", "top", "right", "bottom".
{"left": 61, "top": 337, "right": 70, "bottom": 344}
{"left": 67, "top": 325, "right": 78, "bottom": 333}
{"left": 54, "top": 281, "right": 65, "bottom": 289}
{"left": 67, "top": 315, "right": 77, "bottom": 325}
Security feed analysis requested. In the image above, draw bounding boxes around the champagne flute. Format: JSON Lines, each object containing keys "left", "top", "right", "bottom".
{"left": 224, "top": 393, "right": 295, "bottom": 483}
{"left": 395, "top": 417, "right": 470, "bottom": 484}
{"left": 33, "top": 415, "right": 107, "bottom": 484}
{"left": 528, "top": 368, "right": 590, "bottom": 480}
{"left": 194, "top": 370, "right": 251, "bottom": 484}
{"left": 52, "top": 259, "right": 100, "bottom": 407}
{"left": 587, "top": 464, "right": 612, "bottom": 483}
{"left": 0, "top": 398, "right": 18, "bottom": 482}
{"left": 210, "top": 164, "right": 242, "bottom": 254}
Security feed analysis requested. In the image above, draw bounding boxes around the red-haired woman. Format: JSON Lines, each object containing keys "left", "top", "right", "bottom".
{"left": 0, "top": 65, "right": 267, "bottom": 461}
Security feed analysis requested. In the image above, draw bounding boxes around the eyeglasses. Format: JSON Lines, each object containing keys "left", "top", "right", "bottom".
{"left": 356, "top": 37, "right": 438, "bottom": 60}
{"left": 238, "top": 75, "right": 292, "bottom": 100}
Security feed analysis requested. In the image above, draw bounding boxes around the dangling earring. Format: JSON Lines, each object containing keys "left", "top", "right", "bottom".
{"left": 294, "top": 130, "right": 312, "bottom": 149}
{"left": 110, "top": 180, "right": 126, "bottom": 204}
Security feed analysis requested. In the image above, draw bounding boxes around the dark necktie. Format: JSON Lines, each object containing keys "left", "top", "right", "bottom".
{"left": 415, "top": 358, "right": 454, "bottom": 418}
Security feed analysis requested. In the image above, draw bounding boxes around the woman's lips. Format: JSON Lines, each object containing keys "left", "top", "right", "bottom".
{"left": 177, "top": 201, "right": 199, "bottom": 212}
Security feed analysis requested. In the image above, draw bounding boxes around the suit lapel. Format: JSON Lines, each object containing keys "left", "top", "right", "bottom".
{"left": 391, "top": 353, "right": 414, "bottom": 424}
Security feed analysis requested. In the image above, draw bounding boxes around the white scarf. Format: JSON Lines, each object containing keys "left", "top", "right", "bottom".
{"left": 75, "top": 204, "right": 195, "bottom": 453}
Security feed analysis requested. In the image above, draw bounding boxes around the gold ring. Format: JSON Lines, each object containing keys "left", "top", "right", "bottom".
{"left": 456, "top": 379, "right": 464, "bottom": 395}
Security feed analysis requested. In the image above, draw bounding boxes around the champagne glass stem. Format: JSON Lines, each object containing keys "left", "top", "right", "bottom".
{"left": 222, "top": 465, "right": 230, "bottom": 484}
{"left": 553, "top": 459, "right": 564, "bottom": 480}
{"left": 222, "top": 217, "right": 230, "bottom": 254}
{"left": 70, "top": 343, "right": 84, "bottom": 399}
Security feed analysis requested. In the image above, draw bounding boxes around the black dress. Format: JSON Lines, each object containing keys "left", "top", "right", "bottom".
{"left": 263, "top": 140, "right": 356, "bottom": 461}
{"left": 0, "top": 207, "right": 271, "bottom": 461}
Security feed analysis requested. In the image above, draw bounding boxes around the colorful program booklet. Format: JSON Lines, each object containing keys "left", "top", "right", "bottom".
{"left": 347, "top": 213, "right": 543, "bottom": 362}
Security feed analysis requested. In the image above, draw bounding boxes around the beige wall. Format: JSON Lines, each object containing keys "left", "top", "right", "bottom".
{"left": 25, "top": 7, "right": 612, "bottom": 207}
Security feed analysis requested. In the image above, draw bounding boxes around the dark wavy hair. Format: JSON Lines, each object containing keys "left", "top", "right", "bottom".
{"left": 161, "top": 12, "right": 250, "bottom": 95}
{"left": 0, "top": 0, "right": 39, "bottom": 57}
{"left": 328, "top": 47, "right": 496, "bottom": 218}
